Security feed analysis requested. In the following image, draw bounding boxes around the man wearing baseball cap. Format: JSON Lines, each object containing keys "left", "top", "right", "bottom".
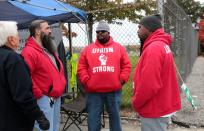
{"left": 132, "top": 15, "right": 181, "bottom": 131}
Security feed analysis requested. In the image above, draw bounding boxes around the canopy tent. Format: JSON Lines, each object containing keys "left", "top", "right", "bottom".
{"left": 0, "top": 0, "right": 87, "bottom": 29}
{"left": 0, "top": 0, "right": 88, "bottom": 94}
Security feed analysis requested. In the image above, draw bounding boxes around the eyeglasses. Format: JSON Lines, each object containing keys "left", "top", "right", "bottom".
{"left": 96, "top": 30, "right": 108, "bottom": 34}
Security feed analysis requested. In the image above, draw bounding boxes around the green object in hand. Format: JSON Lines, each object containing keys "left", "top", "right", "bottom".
{"left": 181, "top": 83, "right": 197, "bottom": 110}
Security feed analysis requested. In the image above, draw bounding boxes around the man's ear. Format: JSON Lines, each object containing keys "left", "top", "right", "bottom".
{"left": 36, "top": 29, "right": 41, "bottom": 36}
{"left": 7, "top": 36, "right": 15, "bottom": 46}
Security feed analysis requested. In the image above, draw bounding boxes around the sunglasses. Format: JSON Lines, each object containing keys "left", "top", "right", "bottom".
{"left": 96, "top": 30, "right": 108, "bottom": 34}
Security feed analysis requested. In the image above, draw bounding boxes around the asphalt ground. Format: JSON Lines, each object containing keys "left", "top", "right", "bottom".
{"left": 174, "top": 56, "right": 204, "bottom": 128}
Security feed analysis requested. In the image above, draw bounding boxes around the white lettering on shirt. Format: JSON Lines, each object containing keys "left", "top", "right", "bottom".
{"left": 91, "top": 47, "right": 115, "bottom": 73}
{"left": 164, "top": 45, "right": 171, "bottom": 54}
{"left": 92, "top": 47, "right": 114, "bottom": 54}
{"left": 93, "top": 66, "right": 115, "bottom": 73}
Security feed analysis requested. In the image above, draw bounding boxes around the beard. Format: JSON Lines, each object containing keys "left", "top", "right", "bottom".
{"left": 97, "top": 36, "right": 110, "bottom": 44}
{"left": 40, "top": 33, "right": 56, "bottom": 54}
{"left": 139, "top": 33, "right": 149, "bottom": 56}
{"left": 139, "top": 38, "right": 145, "bottom": 56}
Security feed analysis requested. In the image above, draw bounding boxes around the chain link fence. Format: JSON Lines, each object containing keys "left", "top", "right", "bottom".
{"left": 65, "top": 0, "right": 198, "bottom": 109}
{"left": 161, "top": 0, "right": 198, "bottom": 82}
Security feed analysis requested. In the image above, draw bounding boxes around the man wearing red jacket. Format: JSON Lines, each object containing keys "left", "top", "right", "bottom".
{"left": 21, "top": 20, "right": 66, "bottom": 131}
{"left": 77, "top": 21, "right": 131, "bottom": 131}
{"left": 132, "top": 15, "right": 181, "bottom": 131}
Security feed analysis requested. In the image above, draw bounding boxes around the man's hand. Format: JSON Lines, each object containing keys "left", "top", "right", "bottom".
{"left": 36, "top": 112, "right": 50, "bottom": 130}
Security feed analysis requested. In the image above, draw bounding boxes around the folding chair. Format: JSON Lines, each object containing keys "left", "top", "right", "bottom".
{"left": 61, "top": 77, "right": 106, "bottom": 131}
{"left": 61, "top": 82, "right": 87, "bottom": 131}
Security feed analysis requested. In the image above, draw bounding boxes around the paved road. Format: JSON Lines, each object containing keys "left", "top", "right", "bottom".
{"left": 175, "top": 56, "right": 204, "bottom": 127}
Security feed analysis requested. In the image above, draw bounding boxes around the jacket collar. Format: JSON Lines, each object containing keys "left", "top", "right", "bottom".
{"left": 0, "top": 45, "right": 13, "bottom": 51}
{"left": 25, "top": 37, "right": 44, "bottom": 52}
{"left": 142, "top": 28, "right": 172, "bottom": 51}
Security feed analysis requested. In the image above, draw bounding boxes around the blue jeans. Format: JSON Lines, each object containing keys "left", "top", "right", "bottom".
{"left": 34, "top": 95, "right": 61, "bottom": 131}
{"left": 86, "top": 90, "right": 122, "bottom": 131}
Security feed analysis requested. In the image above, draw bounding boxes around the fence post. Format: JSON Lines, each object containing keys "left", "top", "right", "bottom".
{"left": 157, "top": 0, "right": 164, "bottom": 23}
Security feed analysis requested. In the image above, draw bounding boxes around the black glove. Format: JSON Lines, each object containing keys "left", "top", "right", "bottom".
{"left": 36, "top": 112, "right": 50, "bottom": 130}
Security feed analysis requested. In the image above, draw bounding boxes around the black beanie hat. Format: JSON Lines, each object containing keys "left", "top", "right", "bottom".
{"left": 139, "top": 15, "right": 162, "bottom": 32}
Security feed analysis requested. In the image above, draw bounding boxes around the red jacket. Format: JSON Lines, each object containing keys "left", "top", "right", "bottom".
{"left": 77, "top": 37, "right": 131, "bottom": 93}
{"left": 21, "top": 37, "right": 66, "bottom": 99}
{"left": 132, "top": 29, "right": 181, "bottom": 118}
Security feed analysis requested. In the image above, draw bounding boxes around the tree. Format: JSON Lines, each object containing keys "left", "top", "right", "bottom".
{"left": 63, "top": 0, "right": 156, "bottom": 42}
{"left": 176, "top": 0, "right": 204, "bottom": 23}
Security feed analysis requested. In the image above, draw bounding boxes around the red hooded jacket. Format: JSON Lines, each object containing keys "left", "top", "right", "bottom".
{"left": 21, "top": 37, "right": 66, "bottom": 99}
{"left": 77, "top": 37, "right": 131, "bottom": 93}
{"left": 132, "top": 29, "right": 181, "bottom": 118}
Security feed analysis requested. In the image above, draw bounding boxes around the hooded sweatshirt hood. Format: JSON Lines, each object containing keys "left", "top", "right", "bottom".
{"left": 142, "top": 28, "right": 172, "bottom": 51}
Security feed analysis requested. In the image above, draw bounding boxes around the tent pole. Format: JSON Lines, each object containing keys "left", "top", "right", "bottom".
{"left": 68, "top": 23, "right": 72, "bottom": 57}
{"left": 85, "top": 20, "right": 90, "bottom": 44}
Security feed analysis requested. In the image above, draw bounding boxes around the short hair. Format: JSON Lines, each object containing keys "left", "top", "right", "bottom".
{"left": 29, "top": 19, "right": 47, "bottom": 37}
{"left": 0, "top": 21, "right": 18, "bottom": 47}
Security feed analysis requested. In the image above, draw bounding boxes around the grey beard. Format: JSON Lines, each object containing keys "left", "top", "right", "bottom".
{"left": 41, "top": 34, "right": 56, "bottom": 54}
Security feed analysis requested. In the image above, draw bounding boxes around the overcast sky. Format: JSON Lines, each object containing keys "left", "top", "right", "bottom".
{"left": 195, "top": 0, "right": 204, "bottom": 3}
